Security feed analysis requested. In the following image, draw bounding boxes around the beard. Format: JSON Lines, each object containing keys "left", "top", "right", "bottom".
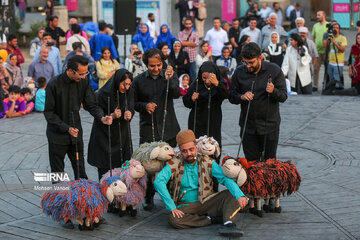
{"left": 184, "top": 155, "right": 197, "bottom": 164}
{"left": 247, "top": 62, "right": 260, "bottom": 73}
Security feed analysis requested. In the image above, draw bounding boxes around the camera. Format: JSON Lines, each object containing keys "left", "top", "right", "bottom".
{"left": 297, "top": 46, "right": 306, "bottom": 57}
{"left": 47, "top": 42, "right": 55, "bottom": 47}
{"left": 326, "top": 23, "right": 334, "bottom": 38}
{"left": 133, "top": 51, "right": 142, "bottom": 56}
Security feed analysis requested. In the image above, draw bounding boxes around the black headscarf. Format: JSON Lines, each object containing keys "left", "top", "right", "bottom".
{"left": 195, "top": 61, "right": 222, "bottom": 97}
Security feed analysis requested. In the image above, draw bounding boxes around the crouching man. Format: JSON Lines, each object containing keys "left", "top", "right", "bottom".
{"left": 154, "top": 130, "right": 248, "bottom": 237}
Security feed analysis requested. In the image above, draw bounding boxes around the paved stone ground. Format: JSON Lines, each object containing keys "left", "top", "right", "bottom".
{"left": 0, "top": 89, "right": 360, "bottom": 239}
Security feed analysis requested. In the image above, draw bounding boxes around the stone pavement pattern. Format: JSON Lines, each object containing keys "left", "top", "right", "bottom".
{"left": 0, "top": 94, "right": 360, "bottom": 240}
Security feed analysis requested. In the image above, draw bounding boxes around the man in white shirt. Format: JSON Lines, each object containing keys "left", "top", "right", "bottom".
{"left": 257, "top": 2, "right": 272, "bottom": 22}
{"left": 240, "top": 17, "right": 262, "bottom": 47}
{"left": 146, "top": 13, "right": 157, "bottom": 40}
{"left": 66, "top": 24, "right": 90, "bottom": 54}
{"left": 204, "top": 17, "right": 229, "bottom": 60}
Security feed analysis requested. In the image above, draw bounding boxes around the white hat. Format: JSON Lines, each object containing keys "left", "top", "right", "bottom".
{"left": 298, "top": 27, "right": 308, "bottom": 33}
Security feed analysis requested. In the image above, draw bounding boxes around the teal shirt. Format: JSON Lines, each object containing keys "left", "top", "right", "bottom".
{"left": 154, "top": 159, "right": 245, "bottom": 211}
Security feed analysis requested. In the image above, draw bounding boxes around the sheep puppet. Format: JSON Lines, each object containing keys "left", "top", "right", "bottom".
{"left": 100, "top": 159, "right": 147, "bottom": 217}
{"left": 41, "top": 177, "right": 127, "bottom": 230}
{"left": 222, "top": 157, "right": 302, "bottom": 217}
{"left": 174, "top": 135, "right": 221, "bottom": 158}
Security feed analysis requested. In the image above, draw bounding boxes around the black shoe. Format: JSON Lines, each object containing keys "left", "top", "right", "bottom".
{"left": 263, "top": 198, "right": 276, "bottom": 213}
{"left": 130, "top": 208, "right": 137, "bottom": 217}
{"left": 143, "top": 198, "right": 154, "bottom": 211}
{"left": 210, "top": 216, "right": 223, "bottom": 225}
{"left": 119, "top": 209, "right": 127, "bottom": 217}
{"left": 312, "top": 87, "right": 318, "bottom": 92}
{"left": 218, "top": 223, "right": 244, "bottom": 237}
{"left": 62, "top": 220, "right": 74, "bottom": 229}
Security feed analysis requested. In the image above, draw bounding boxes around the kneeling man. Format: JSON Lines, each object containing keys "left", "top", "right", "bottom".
{"left": 154, "top": 130, "right": 248, "bottom": 237}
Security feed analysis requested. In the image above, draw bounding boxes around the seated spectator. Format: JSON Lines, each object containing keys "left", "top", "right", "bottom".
{"left": 282, "top": 33, "right": 312, "bottom": 94}
{"left": 95, "top": 47, "right": 121, "bottom": 89}
{"left": 125, "top": 44, "right": 147, "bottom": 78}
{"left": 0, "top": 85, "right": 26, "bottom": 119}
{"left": 168, "top": 40, "right": 190, "bottom": 77}
{"left": 20, "top": 87, "right": 34, "bottom": 114}
{"left": 30, "top": 27, "right": 45, "bottom": 57}
{"left": 66, "top": 24, "right": 90, "bottom": 54}
{"left": 6, "top": 34, "right": 25, "bottom": 69}
{"left": 155, "top": 24, "right": 176, "bottom": 50}
{"left": 196, "top": 41, "right": 213, "bottom": 73}
{"left": 179, "top": 73, "right": 190, "bottom": 96}
{"left": 63, "top": 42, "right": 95, "bottom": 72}
{"left": 0, "top": 57, "right": 11, "bottom": 95}
{"left": 262, "top": 32, "right": 286, "bottom": 67}
{"left": 132, "top": 23, "right": 155, "bottom": 52}
{"left": 33, "top": 32, "right": 62, "bottom": 76}
{"left": 28, "top": 47, "right": 54, "bottom": 84}
{"left": 5, "top": 53, "right": 23, "bottom": 87}
{"left": 216, "top": 46, "right": 237, "bottom": 80}
{"left": 65, "top": 18, "right": 88, "bottom": 41}
{"left": 35, "top": 77, "right": 47, "bottom": 112}
{"left": 157, "top": 42, "right": 173, "bottom": 68}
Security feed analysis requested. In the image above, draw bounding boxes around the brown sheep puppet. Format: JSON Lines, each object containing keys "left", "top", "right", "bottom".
{"left": 222, "top": 156, "right": 302, "bottom": 217}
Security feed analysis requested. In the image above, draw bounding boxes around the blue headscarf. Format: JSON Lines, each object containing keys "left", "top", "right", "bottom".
{"left": 132, "top": 23, "right": 154, "bottom": 52}
{"left": 155, "top": 24, "right": 176, "bottom": 49}
{"left": 220, "top": 46, "right": 232, "bottom": 68}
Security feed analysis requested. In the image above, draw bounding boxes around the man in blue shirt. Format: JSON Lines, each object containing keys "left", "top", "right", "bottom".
{"left": 89, "top": 21, "right": 118, "bottom": 61}
{"left": 154, "top": 130, "right": 248, "bottom": 237}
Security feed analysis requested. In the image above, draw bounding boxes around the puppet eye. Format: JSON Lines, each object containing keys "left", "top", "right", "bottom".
{"left": 234, "top": 162, "right": 239, "bottom": 166}
{"left": 165, "top": 147, "right": 169, "bottom": 151}
{"left": 114, "top": 183, "right": 117, "bottom": 186}
{"left": 203, "top": 141, "right": 206, "bottom": 144}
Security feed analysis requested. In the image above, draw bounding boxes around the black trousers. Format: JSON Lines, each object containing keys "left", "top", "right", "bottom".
{"left": 242, "top": 130, "right": 279, "bottom": 162}
{"left": 48, "top": 141, "right": 88, "bottom": 181}
{"left": 143, "top": 137, "right": 177, "bottom": 201}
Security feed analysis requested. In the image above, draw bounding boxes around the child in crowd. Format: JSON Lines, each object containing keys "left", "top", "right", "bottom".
{"left": 20, "top": 87, "right": 35, "bottom": 114}
{"left": 179, "top": 73, "right": 190, "bottom": 96}
{"left": 0, "top": 85, "right": 27, "bottom": 119}
{"left": 35, "top": 77, "right": 46, "bottom": 112}
{"left": 216, "top": 46, "right": 237, "bottom": 80}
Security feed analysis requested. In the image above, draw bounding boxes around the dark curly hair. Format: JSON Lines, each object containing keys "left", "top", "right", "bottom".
{"left": 142, "top": 48, "right": 164, "bottom": 66}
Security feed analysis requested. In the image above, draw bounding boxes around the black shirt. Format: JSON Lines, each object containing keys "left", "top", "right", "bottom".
{"left": 229, "top": 61, "right": 287, "bottom": 135}
{"left": 45, "top": 26, "right": 66, "bottom": 48}
{"left": 228, "top": 27, "right": 241, "bottom": 46}
{"left": 44, "top": 72, "right": 104, "bottom": 145}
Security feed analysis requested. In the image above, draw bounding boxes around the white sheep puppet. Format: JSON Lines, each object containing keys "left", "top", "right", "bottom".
{"left": 132, "top": 141, "right": 175, "bottom": 176}
{"left": 196, "top": 135, "right": 221, "bottom": 157}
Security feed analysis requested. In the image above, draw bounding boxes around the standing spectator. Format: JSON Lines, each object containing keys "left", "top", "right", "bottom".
{"left": 225, "top": 42, "right": 236, "bottom": 58}
{"left": 33, "top": 33, "right": 61, "bottom": 76}
{"left": 282, "top": 33, "right": 312, "bottom": 94}
{"left": 195, "top": 0, "right": 207, "bottom": 39}
{"left": 312, "top": 11, "right": 328, "bottom": 92}
{"left": 44, "top": 0, "right": 54, "bottom": 22}
{"left": 228, "top": 18, "right": 241, "bottom": 50}
{"left": 350, "top": 33, "right": 360, "bottom": 93}
{"left": 132, "top": 48, "right": 181, "bottom": 210}
{"left": 270, "top": 2, "right": 283, "bottom": 26}
{"left": 261, "top": 13, "right": 288, "bottom": 49}
{"left": 240, "top": 17, "right": 262, "bottom": 47}
{"left": 221, "top": 21, "right": 230, "bottom": 33}
{"left": 155, "top": 24, "right": 176, "bottom": 50}
{"left": 204, "top": 17, "right": 229, "bottom": 61}
{"left": 298, "top": 27, "right": 318, "bottom": 76}
{"left": 65, "top": 18, "right": 88, "bottom": 41}
{"left": 132, "top": 23, "right": 155, "bottom": 52}
{"left": 63, "top": 43, "right": 95, "bottom": 73}
{"left": 229, "top": 43, "right": 287, "bottom": 161}
{"left": 235, "top": 35, "right": 251, "bottom": 65}
{"left": 147, "top": 13, "right": 157, "bottom": 40}
{"left": 0, "top": 85, "right": 26, "bottom": 119}
{"left": 285, "top": 3, "right": 296, "bottom": 20}
{"left": 289, "top": 3, "right": 304, "bottom": 29}
{"left": 323, "top": 23, "right": 347, "bottom": 89}
{"left": 35, "top": 77, "right": 47, "bottom": 112}
{"left": 66, "top": 24, "right": 90, "bottom": 54}
{"left": 245, "top": 2, "right": 260, "bottom": 22}
{"left": 262, "top": 32, "right": 286, "bottom": 67}
{"left": 6, "top": 34, "right": 24, "bottom": 69}
{"left": 95, "top": 47, "right": 121, "bottom": 89}
{"left": 168, "top": 41, "right": 190, "bottom": 77}
{"left": 196, "top": 40, "right": 213, "bottom": 72}
{"left": 178, "top": 17, "right": 199, "bottom": 81}
{"left": 105, "top": 24, "right": 119, "bottom": 53}
{"left": 28, "top": 47, "right": 54, "bottom": 83}
{"left": 125, "top": 44, "right": 147, "bottom": 78}
{"left": 216, "top": 46, "right": 237, "bottom": 80}
{"left": 258, "top": 2, "right": 272, "bottom": 25}
{"left": 179, "top": 73, "right": 190, "bottom": 96}
{"left": 158, "top": 42, "right": 172, "bottom": 68}
{"left": 90, "top": 21, "right": 119, "bottom": 61}
{"left": 30, "top": 27, "right": 45, "bottom": 57}
{"left": 16, "top": 0, "right": 26, "bottom": 22}
{"left": 175, "top": 0, "right": 188, "bottom": 31}
{"left": 45, "top": 15, "right": 65, "bottom": 48}
{"left": 289, "top": 17, "right": 311, "bottom": 39}
{"left": 5, "top": 54, "right": 22, "bottom": 87}
{"left": 0, "top": 57, "right": 10, "bottom": 95}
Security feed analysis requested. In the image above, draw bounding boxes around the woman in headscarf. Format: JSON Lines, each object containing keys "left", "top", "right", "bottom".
{"left": 168, "top": 40, "right": 190, "bottom": 77}
{"left": 5, "top": 54, "right": 22, "bottom": 87}
{"left": 88, "top": 69, "right": 135, "bottom": 180}
{"left": 96, "top": 47, "right": 121, "bottom": 89}
{"left": 132, "top": 23, "right": 154, "bottom": 52}
{"left": 179, "top": 73, "right": 190, "bottom": 96}
{"left": 350, "top": 33, "right": 360, "bottom": 94}
{"left": 216, "top": 46, "right": 237, "bottom": 80}
{"left": 157, "top": 42, "right": 173, "bottom": 69}
{"left": 236, "top": 34, "right": 251, "bottom": 65}
{"left": 262, "top": 32, "right": 286, "bottom": 67}
{"left": 155, "top": 24, "right": 176, "bottom": 50}
{"left": 195, "top": 40, "right": 213, "bottom": 72}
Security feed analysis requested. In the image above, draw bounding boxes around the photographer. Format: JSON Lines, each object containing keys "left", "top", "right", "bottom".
{"left": 125, "top": 44, "right": 147, "bottom": 78}
{"left": 282, "top": 33, "right": 312, "bottom": 94}
{"left": 323, "top": 23, "right": 347, "bottom": 89}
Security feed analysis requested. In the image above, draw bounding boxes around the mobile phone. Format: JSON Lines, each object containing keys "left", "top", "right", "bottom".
{"left": 134, "top": 51, "right": 142, "bottom": 55}
{"left": 47, "top": 42, "right": 55, "bottom": 47}
{"left": 208, "top": 46, "right": 212, "bottom": 52}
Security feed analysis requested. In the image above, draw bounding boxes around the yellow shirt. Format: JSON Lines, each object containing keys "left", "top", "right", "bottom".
{"left": 328, "top": 35, "right": 347, "bottom": 65}
{"left": 95, "top": 59, "right": 121, "bottom": 89}
{"left": 0, "top": 49, "right": 8, "bottom": 62}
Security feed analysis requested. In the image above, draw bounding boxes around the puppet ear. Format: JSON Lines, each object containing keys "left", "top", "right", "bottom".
{"left": 214, "top": 143, "right": 221, "bottom": 158}
{"left": 106, "top": 187, "right": 114, "bottom": 203}
{"left": 150, "top": 147, "right": 161, "bottom": 160}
